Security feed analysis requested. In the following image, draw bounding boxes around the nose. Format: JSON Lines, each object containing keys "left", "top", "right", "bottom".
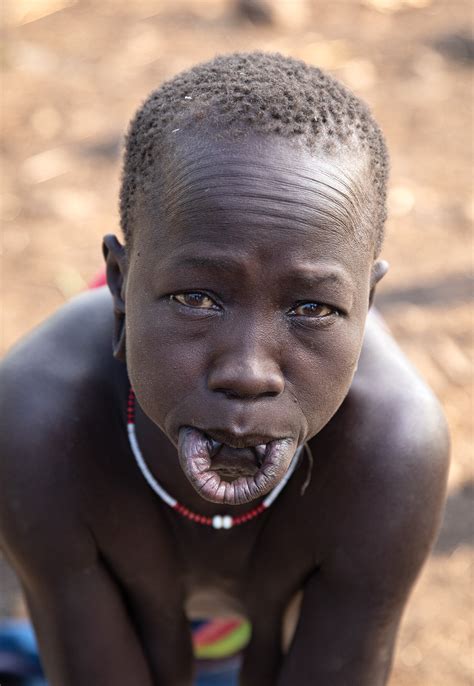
{"left": 207, "top": 336, "right": 285, "bottom": 400}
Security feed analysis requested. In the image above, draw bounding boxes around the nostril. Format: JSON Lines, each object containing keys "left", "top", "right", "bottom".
{"left": 215, "top": 388, "right": 281, "bottom": 400}
{"left": 261, "top": 389, "right": 281, "bottom": 398}
{"left": 215, "top": 388, "right": 246, "bottom": 400}
{"left": 216, "top": 388, "right": 239, "bottom": 400}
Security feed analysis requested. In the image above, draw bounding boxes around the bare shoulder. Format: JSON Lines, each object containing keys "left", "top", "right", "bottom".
{"left": 0, "top": 288, "right": 117, "bottom": 453}
{"left": 0, "top": 288, "right": 119, "bottom": 583}
{"left": 1, "top": 287, "right": 115, "bottom": 389}
{"left": 321, "top": 311, "right": 450, "bottom": 597}
{"left": 352, "top": 310, "right": 450, "bottom": 482}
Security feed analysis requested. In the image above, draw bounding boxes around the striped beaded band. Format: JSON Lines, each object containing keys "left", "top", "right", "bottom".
{"left": 127, "top": 388, "right": 301, "bottom": 529}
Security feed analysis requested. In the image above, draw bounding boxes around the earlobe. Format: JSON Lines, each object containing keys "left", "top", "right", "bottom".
{"left": 369, "top": 259, "right": 389, "bottom": 308}
{"left": 102, "top": 234, "right": 128, "bottom": 362}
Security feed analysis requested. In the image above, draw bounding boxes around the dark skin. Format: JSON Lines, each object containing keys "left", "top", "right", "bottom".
{"left": 0, "top": 131, "right": 449, "bottom": 686}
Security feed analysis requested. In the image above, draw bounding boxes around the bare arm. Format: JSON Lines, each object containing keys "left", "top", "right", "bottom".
{"left": 0, "top": 425, "right": 156, "bottom": 685}
{"left": 21, "top": 559, "right": 156, "bottom": 686}
{"left": 277, "top": 393, "right": 449, "bottom": 685}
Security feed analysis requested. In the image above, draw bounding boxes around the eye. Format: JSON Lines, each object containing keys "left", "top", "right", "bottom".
{"left": 170, "top": 292, "right": 218, "bottom": 310}
{"left": 289, "top": 302, "right": 338, "bottom": 318}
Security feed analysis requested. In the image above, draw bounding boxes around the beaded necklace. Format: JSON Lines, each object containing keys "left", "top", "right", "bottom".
{"left": 126, "top": 388, "right": 302, "bottom": 529}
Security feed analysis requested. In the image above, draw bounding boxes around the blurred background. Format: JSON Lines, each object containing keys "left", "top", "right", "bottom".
{"left": 1, "top": 0, "right": 473, "bottom": 684}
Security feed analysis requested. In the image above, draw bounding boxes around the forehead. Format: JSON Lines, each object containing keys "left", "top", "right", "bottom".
{"left": 134, "top": 131, "right": 374, "bottom": 270}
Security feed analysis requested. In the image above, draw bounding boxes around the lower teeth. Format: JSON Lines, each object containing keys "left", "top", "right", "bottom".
{"left": 206, "top": 437, "right": 268, "bottom": 466}
{"left": 208, "top": 439, "right": 221, "bottom": 457}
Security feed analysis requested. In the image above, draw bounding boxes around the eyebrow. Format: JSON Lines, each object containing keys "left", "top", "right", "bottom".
{"left": 279, "top": 265, "right": 355, "bottom": 301}
{"left": 171, "top": 254, "right": 244, "bottom": 271}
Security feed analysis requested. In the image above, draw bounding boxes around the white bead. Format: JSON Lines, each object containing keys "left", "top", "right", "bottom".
{"left": 222, "top": 515, "right": 233, "bottom": 529}
{"left": 212, "top": 515, "right": 223, "bottom": 529}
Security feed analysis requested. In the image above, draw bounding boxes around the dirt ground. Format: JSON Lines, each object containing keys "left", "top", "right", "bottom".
{"left": 1, "top": 0, "right": 473, "bottom": 684}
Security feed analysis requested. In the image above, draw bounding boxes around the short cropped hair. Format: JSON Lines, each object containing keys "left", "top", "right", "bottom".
{"left": 120, "top": 51, "right": 389, "bottom": 255}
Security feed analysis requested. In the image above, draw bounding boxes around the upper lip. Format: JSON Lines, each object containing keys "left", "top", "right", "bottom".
{"left": 198, "top": 428, "right": 286, "bottom": 449}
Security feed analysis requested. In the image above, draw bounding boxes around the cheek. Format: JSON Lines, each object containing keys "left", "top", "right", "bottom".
{"left": 291, "top": 320, "right": 365, "bottom": 433}
{"left": 125, "top": 304, "right": 207, "bottom": 428}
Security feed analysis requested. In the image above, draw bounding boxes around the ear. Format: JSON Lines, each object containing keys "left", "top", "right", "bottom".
{"left": 369, "top": 259, "right": 389, "bottom": 308}
{"left": 102, "top": 234, "right": 128, "bottom": 362}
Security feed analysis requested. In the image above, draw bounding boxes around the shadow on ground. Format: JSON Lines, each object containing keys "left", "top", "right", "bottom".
{"left": 377, "top": 273, "right": 473, "bottom": 310}
{"left": 434, "top": 480, "right": 474, "bottom": 554}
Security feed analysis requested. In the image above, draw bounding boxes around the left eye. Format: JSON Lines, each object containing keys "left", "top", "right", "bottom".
{"left": 289, "top": 302, "right": 336, "bottom": 317}
{"left": 171, "top": 292, "right": 217, "bottom": 309}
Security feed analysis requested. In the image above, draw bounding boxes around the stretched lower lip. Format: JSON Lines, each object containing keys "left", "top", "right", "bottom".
{"left": 178, "top": 427, "right": 296, "bottom": 505}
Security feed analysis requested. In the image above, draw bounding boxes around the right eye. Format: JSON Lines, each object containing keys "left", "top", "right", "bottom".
{"left": 170, "top": 292, "right": 218, "bottom": 310}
